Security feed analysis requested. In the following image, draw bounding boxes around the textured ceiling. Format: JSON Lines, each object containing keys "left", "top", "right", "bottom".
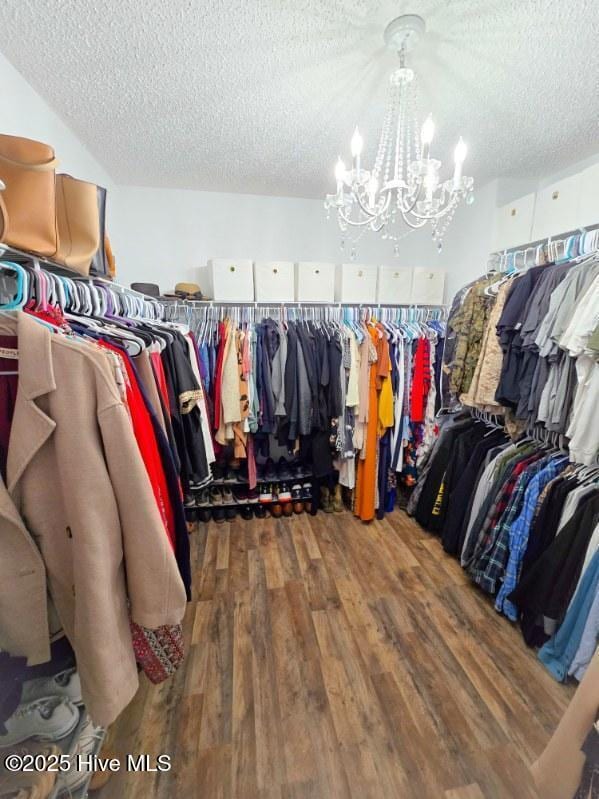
{"left": 0, "top": 0, "right": 598, "bottom": 198}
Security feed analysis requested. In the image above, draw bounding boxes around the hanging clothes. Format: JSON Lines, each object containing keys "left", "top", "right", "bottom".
{"left": 0, "top": 311, "right": 187, "bottom": 727}
{"left": 412, "top": 232, "right": 599, "bottom": 677}
{"left": 443, "top": 252, "right": 599, "bottom": 463}
{"left": 355, "top": 326, "right": 379, "bottom": 521}
{"left": 163, "top": 301, "right": 445, "bottom": 520}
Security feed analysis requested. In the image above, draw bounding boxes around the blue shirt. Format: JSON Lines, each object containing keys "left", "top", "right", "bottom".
{"left": 569, "top": 583, "right": 599, "bottom": 681}
{"left": 495, "top": 455, "right": 569, "bottom": 620}
{"left": 538, "top": 549, "right": 599, "bottom": 682}
{"left": 471, "top": 453, "right": 549, "bottom": 595}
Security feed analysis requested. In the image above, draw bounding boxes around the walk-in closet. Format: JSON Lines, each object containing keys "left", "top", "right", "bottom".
{"left": 0, "top": 3, "right": 598, "bottom": 798}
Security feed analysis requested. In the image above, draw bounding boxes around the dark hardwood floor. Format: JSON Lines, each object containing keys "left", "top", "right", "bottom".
{"left": 98, "top": 510, "right": 574, "bottom": 798}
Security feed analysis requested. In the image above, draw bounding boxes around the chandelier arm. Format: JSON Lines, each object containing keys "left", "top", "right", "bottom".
{"left": 407, "top": 195, "right": 460, "bottom": 221}
{"left": 394, "top": 182, "right": 425, "bottom": 216}
{"left": 398, "top": 211, "right": 429, "bottom": 229}
{"left": 337, "top": 208, "right": 379, "bottom": 228}
{"left": 374, "top": 191, "right": 393, "bottom": 222}
{"left": 370, "top": 220, "right": 387, "bottom": 233}
{"left": 353, "top": 186, "right": 391, "bottom": 219}
{"left": 353, "top": 191, "right": 378, "bottom": 218}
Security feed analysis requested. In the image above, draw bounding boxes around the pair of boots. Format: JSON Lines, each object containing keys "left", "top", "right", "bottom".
{"left": 321, "top": 484, "right": 343, "bottom": 513}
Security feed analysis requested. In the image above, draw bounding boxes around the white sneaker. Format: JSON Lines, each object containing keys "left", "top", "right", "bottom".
{"left": 0, "top": 697, "right": 79, "bottom": 748}
{"left": 56, "top": 716, "right": 105, "bottom": 793}
{"left": 21, "top": 669, "right": 82, "bottom": 706}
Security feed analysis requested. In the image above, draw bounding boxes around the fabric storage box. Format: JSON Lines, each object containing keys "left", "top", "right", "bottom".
{"left": 254, "top": 260, "right": 294, "bottom": 302}
{"left": 411, "top": 267, "right": 446, "bottom": 305}
{"left": 208, "top": 258, "right": 254, "bottom": 302}
{"left": 531, "top": 174, "right": 581, "bottom": 241}
{"left": 295, "top": 262, "right": 335, "bottom": 302}
{"left": 376, "top": 265, "right": 413, "bottom": 304}
{"left": 492, "top": 193, "right": 536, "bottom": 251}
{"left": 577, "top": 162, "right": 599, "bottom": 228}
{"left": 335, "top": 263, "right": 378, "bottom": 304}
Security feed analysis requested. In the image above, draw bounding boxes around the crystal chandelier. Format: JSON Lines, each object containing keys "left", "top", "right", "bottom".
{"left": 324, "top": 14, "right": 474, "bottom": 255}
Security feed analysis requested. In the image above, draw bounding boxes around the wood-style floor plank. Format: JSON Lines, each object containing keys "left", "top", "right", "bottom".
{"left": 231, "top": 589, "right": 258, "bottom": 798}
{"left": 100, "top": 511, "right": 575, "bottom": 799}
{"left": 445, "top": 785, "right": 485, "bottom": 799}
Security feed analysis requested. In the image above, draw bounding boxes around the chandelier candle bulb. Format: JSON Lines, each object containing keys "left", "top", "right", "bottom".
{"left": 425, "top": 162, "right": 436, "bottom": 203}
{"left": 453, "top": 137, "right": 467, "bottom": 190}
{"left": 351, "top": 127, "right": 363, "bottom": 175}
{"left": 421, "top": 114, "right": 435, "bottom": 159}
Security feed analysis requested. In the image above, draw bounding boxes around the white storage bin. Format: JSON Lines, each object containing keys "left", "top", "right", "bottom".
{"left": 295, "top": 262, "right": 335, "bottom": 302}
{"left": 335, "top": 263, "right": 378, "bottom": 304}
{"left": 376, "top": 265, "right": 413, "bottom": 304}
{"left": 208, "top": 258, "right": 254, "bottom": 302}
{"left": 254, "top": 260, "right": 294, "bottom": 302}
{"left": 531, "top": 174, "right": 581, "bottom": 241}
{"left": 411, "top": 267, "right": 446, "bottom": 305}
{"left": 492, "top": 193, "right": 536, "bottom": 251}
{"left": 577, "top": 162, "right": 599, "bottom": 229}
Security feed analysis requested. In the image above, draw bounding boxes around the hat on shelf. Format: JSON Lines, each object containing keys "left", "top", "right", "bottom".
{"left": 130, "top": 282, "right": 160, "bottom": 297}
{"left": 174, "top": 282, "right": 203, "bottom": 299}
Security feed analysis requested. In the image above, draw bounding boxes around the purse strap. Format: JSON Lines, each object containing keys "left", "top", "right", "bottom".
{"left": 0, "top": 191, "right": 9, "bottom": 240}
{"left": 0, "top": 152, "right": 58, "bottom": 172}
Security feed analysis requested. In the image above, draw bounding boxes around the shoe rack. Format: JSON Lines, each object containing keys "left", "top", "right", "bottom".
{"left": 184, "top": 458, "right": 319, "bottom": 521}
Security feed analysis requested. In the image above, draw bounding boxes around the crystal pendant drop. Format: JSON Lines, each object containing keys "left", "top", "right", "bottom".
{"left": 437, "top": 240, "right": 443, "bottom": 253}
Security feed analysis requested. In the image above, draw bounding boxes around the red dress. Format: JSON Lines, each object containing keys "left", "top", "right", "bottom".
{"left": 99, "top": 341, "right": 176, "bottom": 551}
{"left": 410, "top": 338, "right": 430, "bottom": 423}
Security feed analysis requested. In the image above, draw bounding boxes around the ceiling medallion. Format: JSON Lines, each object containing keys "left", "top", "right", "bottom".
{"left": 324, "top": 14, "right": 474, "bottom": 258}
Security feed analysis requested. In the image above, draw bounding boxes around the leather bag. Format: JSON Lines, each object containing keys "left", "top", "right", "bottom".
{"left": 0, "top": 134, "right": 59, "bottom": 256}
{"left": 104, "top": 234, "right": 116, "bottom": 278}
{"left": 90, "top": 185, "right": 108, "bottom": 276}
{"left": 55, "top": 174, "right": 100, "bottom": 274}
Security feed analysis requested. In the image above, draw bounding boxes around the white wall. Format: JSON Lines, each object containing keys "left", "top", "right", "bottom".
{"left": 111, "top": 181, "right": 498, "bottom": 302}
{"left": 0, "top": 50, "right": 114, "bottom": 212}
{"left": 518, "top": 153, "right": 599, "bottom": 198}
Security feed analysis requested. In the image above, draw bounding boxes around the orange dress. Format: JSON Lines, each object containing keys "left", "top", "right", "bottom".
{"left": 354, "top": 326, "right": 379, "bottom": 522}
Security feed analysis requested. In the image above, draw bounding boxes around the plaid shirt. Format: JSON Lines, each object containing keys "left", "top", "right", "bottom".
{"left": 495, "top": 455, "right": 569, "bottom": 620}
{"left": 468, "top": 452, "right": 547, "bottom": 594}
{"left": 466, "top": 450, "right": 540, "bottom": 577}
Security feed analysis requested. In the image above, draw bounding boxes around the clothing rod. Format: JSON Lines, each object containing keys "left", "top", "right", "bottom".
{"left": 488, "top": 220, "right": 599, "bottom": 258}
{"left": 0, "top": 242, "right": 155, "bottom": 304}
{"left": 161, "top": 300, "right": 447, "bottom": 308}
{"left": 91, "top": 275, "right": 153, "bottom": 301}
